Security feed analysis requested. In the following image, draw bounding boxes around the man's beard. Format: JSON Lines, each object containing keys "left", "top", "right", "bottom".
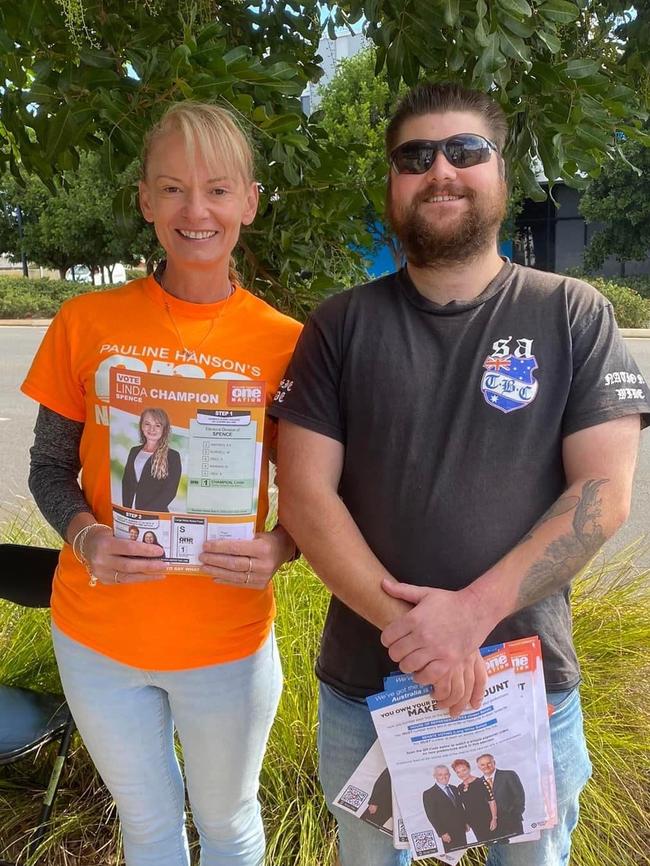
{"left": 386, "top": 180, "right": 508, "bottom": 267}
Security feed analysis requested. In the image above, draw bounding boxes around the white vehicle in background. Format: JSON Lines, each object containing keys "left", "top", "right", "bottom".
{"left": 65, "top": 263, "right": 127, "bottom": 284}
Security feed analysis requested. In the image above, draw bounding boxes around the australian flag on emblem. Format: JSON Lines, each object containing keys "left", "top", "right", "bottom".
{"left": 481, "top": 355, "right": 539, "bottom": 413}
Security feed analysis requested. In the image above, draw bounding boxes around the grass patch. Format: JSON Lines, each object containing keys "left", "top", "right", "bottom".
{"left": 1, "top": 513, "right": 649, "bottom": 865}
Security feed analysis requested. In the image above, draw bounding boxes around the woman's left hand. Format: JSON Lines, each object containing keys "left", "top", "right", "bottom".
{"left": 199, "top": 525, "right": 296, "bottom": 590}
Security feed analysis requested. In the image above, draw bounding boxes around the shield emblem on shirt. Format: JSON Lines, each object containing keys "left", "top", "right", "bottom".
{"left": 481, "top": 355, "right": 539, "bottom": 414}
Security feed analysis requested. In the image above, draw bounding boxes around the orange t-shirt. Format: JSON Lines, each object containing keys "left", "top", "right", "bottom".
{"left": 22, "top": 276, "right": 302, "bottom": 670}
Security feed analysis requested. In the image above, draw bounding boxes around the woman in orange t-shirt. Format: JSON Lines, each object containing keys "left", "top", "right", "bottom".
{"left": 23, "top": 103, "right": 302, "bottom": 866}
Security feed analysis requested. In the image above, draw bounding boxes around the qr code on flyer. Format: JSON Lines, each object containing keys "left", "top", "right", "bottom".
{"left": 411, "top": 830, "right": 438, "bottom": 856}
{"left": 336, "top": 785, "right": 368, "bottom": 813}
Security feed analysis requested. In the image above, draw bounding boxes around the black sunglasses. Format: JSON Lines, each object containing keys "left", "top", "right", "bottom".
{"left": 390, "top": 134, "right": 498, "bottom": 174}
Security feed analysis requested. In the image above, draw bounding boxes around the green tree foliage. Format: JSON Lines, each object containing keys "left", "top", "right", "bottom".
{"left": 1, "top": 172, "right": 74, "bottom": 278}
{"left": 318, "top": 49, "right": 403, "bottom": 265}
{"left": 615, "top": 0, "right": 650, "bottom": 94}
{"left": 319, "top": 49, "right": 397, "bottom": 197}
{"left": 1, "top": 1, "right": 649, "bottom": 312}
{"left": 0, "top": 0, "right": 372, "bottom": 314}
{"left": 580, "top": 139, "right": 650, "bottom": 268}
{"left": 325, "top": 2, "right": 650, "bottom": 202}
{"left": 0, "top": 152, "right": 157, "bottom": 279}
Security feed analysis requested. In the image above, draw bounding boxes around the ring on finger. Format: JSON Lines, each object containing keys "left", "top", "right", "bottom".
{"left": 245, "top": 556, "right": 253, "bottom": 585}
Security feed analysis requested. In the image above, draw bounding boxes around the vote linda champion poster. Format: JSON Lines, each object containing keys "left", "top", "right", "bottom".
{"left": 108, "top": 367, "right": 266, "bottom": 572}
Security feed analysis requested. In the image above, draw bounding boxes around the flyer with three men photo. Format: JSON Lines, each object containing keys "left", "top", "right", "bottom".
{"left": 335, "top": 637, "right": 555, "bottom": 864}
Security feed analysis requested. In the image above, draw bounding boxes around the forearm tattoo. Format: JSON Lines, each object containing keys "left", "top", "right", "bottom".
{"left": 516, "top": 479, "right": 609, "bottom": 609}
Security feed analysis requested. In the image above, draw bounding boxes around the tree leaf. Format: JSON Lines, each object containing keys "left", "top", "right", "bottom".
{"left": 475, "top": 18, "right": 490, "bottom": 48}
{"left": 27, "top": 82, "right": 56, "bottom": 104}
{"left": 176, "top": 79, "right": 194, "bottom": 99}
{"left": 402, "top": 44, "right": 420, "bottom": 86}
{"left": 498, "top": 0, "right": 532, "bottom": 18}
{"left": 539, "top": 0, "right": 581, "bottom": 24}
{"left": 365, "top": 0, "right": 382, "bottom": 21}
{"left": 260, "top": 114, "right": 301, "bottom": 133}
{"left": 537, "top": 29, "right": 561, "bottom": 54}
{"left": 112, "top": 185, "right": 137, "bottom": 233}
{"left": 79, "top": 49, "right": 118, "bottom": 69}
{"left": 0, "top": 28, "right": 14, "bottom": 53}
{"left": 223, "top": 46, "right": 251, "bottom": 67}
{"left": 575, "top": 124, "right": 612, "bottom": 150}
{"left": 443, "top": 0, "right": 460, "bottom": 27}
{"left": 170, "top": 43, "right": 192, "bottom": 76}
{"left": 100, "top": 137, "right": 117, "bottom": 179}
{"left": 477, "top": 32, "right": 507, "bottom": 75}
{"left": 565, "top": 58, "right": 599, "bottom": 79}
{"left": 448, "top": 45, "right": 465, "bottom": 72}
{"left": 537, "top": 129, "right": 562, "bottom": 182}
{"left": 197, "top": 22, "right": 223, "bottom": 46}
{"left": 386, "top": 34, "right": 403, "bottom": 87}
{"left": 499, "top": 29, "right": 532, "bottom": 67}
{"left": 500, "top": 14, "right": 536, "bottom": 38}
{"left": 83, "top": 68, "right": 123, "bottom": 89}
{"left": 529, "top": 61, "right": 561, "bottom": 91}
{"left": 270, "top": 140, "right": 285, "bottom": 164}
{"left": 283, "top": 160, "right": 301, "bottom": 185}
{"left": 45, "top": 105, "right": 93, "bottom": 160}
{"left": 517, "top": 160, "right": 547, "bottom": 201}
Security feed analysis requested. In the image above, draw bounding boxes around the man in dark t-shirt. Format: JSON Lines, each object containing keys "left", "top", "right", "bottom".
{"left": 270, "top": 82, "right": 649, "bottom": 866}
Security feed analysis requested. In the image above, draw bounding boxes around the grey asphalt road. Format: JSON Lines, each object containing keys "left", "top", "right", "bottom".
{"left": 0, "top": 326, "right": 48, "bottom": 518}
{"left": 1, "top": 327, "right": 648, "bottom": 566}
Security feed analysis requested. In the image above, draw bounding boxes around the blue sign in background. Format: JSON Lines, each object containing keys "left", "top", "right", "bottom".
{"left": 361, "top": 230, "right": 514, "bottom": 279}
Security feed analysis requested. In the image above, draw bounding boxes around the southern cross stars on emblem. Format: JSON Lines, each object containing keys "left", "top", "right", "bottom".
{"left": 481, "top": 354, "right": 539, "bottom": 413}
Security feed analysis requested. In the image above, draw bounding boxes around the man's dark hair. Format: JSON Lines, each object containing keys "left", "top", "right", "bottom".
{"left": 385, "top": 81, "right": 509, "bottom": 157}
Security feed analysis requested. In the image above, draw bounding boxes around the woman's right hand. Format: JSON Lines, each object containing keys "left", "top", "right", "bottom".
{"left": 82, "top": 526, "right": 166, "bottom": 585}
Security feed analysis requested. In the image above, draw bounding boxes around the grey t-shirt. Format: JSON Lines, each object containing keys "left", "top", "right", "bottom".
{"left": 269, "top": 262, "right": 650, "bottom": 696}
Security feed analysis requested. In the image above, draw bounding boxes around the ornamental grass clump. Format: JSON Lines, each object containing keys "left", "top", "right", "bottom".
{"left": 1, "top": 511, "right": 649, "bottom": 865}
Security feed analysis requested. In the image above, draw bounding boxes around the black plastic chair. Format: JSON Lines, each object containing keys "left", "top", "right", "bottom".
{"left": 0, "top": 544, "right": 75, "bottom": 865}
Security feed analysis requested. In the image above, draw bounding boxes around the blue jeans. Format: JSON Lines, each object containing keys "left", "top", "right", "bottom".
{"left": 318, "top": 681, "right": 592, "bottom": 866}
{"left": 52, "top": 624, "right": 283, "bottom": 866}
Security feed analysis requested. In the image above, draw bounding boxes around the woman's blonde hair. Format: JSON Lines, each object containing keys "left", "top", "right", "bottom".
{"left": 140, "top": 102, "right": 256, "bottom": 284}
{"left": 139, "top": 408, "right": 171, "bottom": 480}
{"left": 141, "top": 101, "right": 255, "bottom": 185}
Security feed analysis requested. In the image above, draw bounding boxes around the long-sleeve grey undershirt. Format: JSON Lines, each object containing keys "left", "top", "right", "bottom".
{"left": 29, "top": 267, "right": 166, "bottom": 539}
{"left": 29, "top": 405, "right": 90, "bottom": 539}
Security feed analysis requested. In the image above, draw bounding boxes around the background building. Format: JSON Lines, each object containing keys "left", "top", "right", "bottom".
{"left": 514, "top": 181, "right": 650, "bottom": 276}
{"left": 302, "top": 33, "right": 367, "bottom": 115}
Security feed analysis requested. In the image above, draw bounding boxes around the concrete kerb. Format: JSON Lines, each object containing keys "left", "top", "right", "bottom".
{"left": 0, "top": 319, "right": 52, "bottom": 327}
{"left": 620, "top": 329, "right": 650, "bottom": 339}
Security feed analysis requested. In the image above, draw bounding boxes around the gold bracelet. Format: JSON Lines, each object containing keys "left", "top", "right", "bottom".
{"left": 71, "top": 523, "right": 111, "bottom": 564}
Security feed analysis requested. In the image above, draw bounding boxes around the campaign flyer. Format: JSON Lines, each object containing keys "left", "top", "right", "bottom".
{"left": 109, "top": 368, "right": 266, "bottom": 572}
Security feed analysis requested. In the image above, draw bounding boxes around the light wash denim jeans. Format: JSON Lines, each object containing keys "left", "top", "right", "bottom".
{"left": 52, "top": 623, "right": 282, "bottom": 866}
{"left": 318, "top": 681, "right": 592, "bottom": 866}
